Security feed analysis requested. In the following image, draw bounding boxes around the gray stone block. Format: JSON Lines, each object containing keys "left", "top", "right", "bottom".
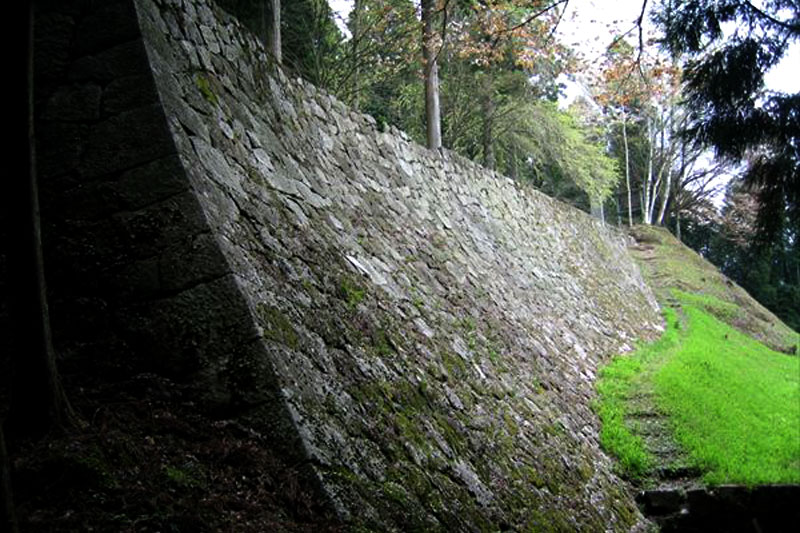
{"left": 79, "top": 104, "right": 175, "bottom": 179}
{"left": 69, "top": 39, "right": 151, "bottom": 84}
{"left": 44, "top": 84, "right": 102, "bottom": 122}
{"left": 102, "top": 75, "right": 161, "bottom": 116}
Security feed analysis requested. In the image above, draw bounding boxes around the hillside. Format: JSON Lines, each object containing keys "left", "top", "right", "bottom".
{"left": 597, "top": 224, "right": 798, "bottom": 492}
{"left": 628, "top": 225, "right": 797, "bottom": 354}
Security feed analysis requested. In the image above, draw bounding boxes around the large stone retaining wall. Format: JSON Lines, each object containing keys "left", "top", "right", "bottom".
{"left": 31, "top": 0, "right": 663, "bottom": 529}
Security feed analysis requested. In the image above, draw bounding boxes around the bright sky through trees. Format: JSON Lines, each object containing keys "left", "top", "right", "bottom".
{"left": 327, "top": 0, "right": 798, "bottom": 93}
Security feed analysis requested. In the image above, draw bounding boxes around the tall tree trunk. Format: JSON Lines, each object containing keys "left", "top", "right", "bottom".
{"left": 268, "top": 0, "right": 281, "bottom": 64}
{"left": 481, "top": 74, "right": 495, "bottom": 169}
{"left": 421, "top": 0, "right": 442, "bottom": 150}
{"left": 6, "top": 0, "right": 72, "bottom": 440}
{"left": 656, "top": 169, "right": 671, "bottom": 225}
{"left": 675, "top": 140, "right": 688, "bottom": 241}
{"left": 622, "top": 109, "right": 632, "bottom": 226}
{"left": 643, "top": 117, "right": 654, "bottom": 224}
{"left": 351, "top": 0, "right": 362, "bottom": 109}
{"left": 656, "top": 107, "right": 675, "bottom": 225}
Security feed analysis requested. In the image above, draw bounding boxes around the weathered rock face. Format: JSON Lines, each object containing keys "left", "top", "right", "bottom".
{"left": 32, "top": 0, "right": 662, "bottom": 529}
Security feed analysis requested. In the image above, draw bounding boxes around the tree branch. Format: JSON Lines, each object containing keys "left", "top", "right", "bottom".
{"left": 742, "top": 0, "right": 800, "bottom": 32}
{"left": 489, "top": 0, "right": 569, "bottom": 49}
{"left": 636, "top": 0, "right": 649, "bottom": 78}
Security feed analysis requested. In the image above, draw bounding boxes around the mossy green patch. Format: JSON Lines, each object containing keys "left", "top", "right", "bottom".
{"left": 371, "top": 328, "right": 394, "bottom": 357}
{"left": 195, "top": 74, "right": 218, "bottom": 105}
{"left": 164, "top": 464, "right": 202, "bottom": 489}
{"left": 441, "top": 351, "right": 467, "bottom": 379}
{"left": 339, "top": 278, "right": 366, "bottom": 310}
{"left": 257, "top": 304, "right": 299, "bottom": 349}
{"left": 381, "top": 480, "right": 412, "bottom": 505}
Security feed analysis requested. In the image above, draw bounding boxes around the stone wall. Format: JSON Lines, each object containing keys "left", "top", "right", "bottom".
{"left": 32, "top": 0, "right": 663, "bottom": 529}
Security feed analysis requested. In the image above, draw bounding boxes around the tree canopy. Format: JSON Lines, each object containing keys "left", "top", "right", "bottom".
{"left": 654, "top": 0, "right": 800, "bottom": 241}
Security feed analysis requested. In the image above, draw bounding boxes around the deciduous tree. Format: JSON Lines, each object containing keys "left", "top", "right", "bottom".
{"left": 421, "top": 0, "right": 442, "bottom": 149}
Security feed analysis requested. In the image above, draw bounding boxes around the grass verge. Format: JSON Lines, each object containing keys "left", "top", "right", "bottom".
{"left": 597, "top": 303, "right": 800, "bottom": 485}
{"left": 655, "top": 304, "right": 800, "bottom": 485}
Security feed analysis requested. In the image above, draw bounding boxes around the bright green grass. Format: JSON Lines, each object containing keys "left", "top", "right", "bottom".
{"left": 670, "top": 289, "right": 742, "bottom": 322}
{"left": 597, "top": 304, "right": 800, "bottom": 484}
{"left": 655, "top": 305, "right": 800, "bottom": 485}
{"left": 595, "top": 307, "right": 682, "bottom": 478}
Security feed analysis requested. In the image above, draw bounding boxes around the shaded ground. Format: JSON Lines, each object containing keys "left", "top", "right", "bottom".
{"left": 7, "top": 372, "right": 341, "bottom": 532}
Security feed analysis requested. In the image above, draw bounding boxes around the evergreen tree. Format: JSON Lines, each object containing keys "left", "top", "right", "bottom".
{"left": 654, "top": 0, "right": 800, "bottom": 241}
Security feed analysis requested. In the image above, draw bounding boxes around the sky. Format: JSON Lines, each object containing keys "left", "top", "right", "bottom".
{"left": 554, "top": 0, "right": 798, "bottom": 93}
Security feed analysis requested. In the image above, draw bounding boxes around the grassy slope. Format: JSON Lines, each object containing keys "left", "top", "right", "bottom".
{"left": 628, "top": 225, "right": 797, "bottom": 353}
{"left": 657, "top": 303, "right": 799, "bottom": 484}
{"left": 597, "top": 226, "right": 799, "bottom": 486}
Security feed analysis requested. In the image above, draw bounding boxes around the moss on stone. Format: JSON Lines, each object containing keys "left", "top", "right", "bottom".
{"left": 195, "top": 74, "right": 218, "bottom": 105}
{"left": 371, "top": 328, "right": 394, "bottom": 357}
{"left": 441, "top": 351, "right": 467, "bottom": 379}
{"left": 245, "top": 165, "right": 265, "bottom": 186}
{"left": 338, "top": 277, "right": 366, "bottom": 310}
{"left": 164, "top": 463, "right": 202, "bottom": 488}
{"left": 432, "top": 412, "right": 465, "bottom": 454}
{"left": 256, "top": 303, "right": 299, "bottom": 349}
{"left": 381, "top": 480, "right": 411, "bottom": 505}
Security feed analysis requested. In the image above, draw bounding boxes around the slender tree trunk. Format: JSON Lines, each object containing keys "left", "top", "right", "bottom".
{"left": 622, "top": 109, "right": 632, "bottom": 226}
{"left": 421, "top": 0, "right": 442, "bottom": 150}
{"left": 650, "top": 159, "right": 666, "bottom": 225}
{"left": 656, "top": 169, "right": 671, "bottom": 225}
{"left": 481, "top": 74, "right": 495, "bottom": 169}
{"left": 656, "top": 107, "right": 674, "bottom": 225}
{"left": 674, "top": 141, "right": 686, "bottom": 241}
{"left": 643, "top": 117, "right": 654, "bottom": 224}
{"left": 640, "top": 189, "right": 646, "bottom": 220}
{"left": 351, "top": 0, "right": 362, "bottom": 109}
{"left": 7, "top": 0, "right": 72, "bottom": 439}
{"left": 268, "top": 0, "right": 281, "bottom": 64}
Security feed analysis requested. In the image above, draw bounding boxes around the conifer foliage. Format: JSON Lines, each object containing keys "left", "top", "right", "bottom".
{"left": 654, "top": 0, "right": 800, "bottom": 241}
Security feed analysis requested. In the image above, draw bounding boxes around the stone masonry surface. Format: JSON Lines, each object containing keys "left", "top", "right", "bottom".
{"left": 32, "top": 0, "right": 663, "bottom": 529}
